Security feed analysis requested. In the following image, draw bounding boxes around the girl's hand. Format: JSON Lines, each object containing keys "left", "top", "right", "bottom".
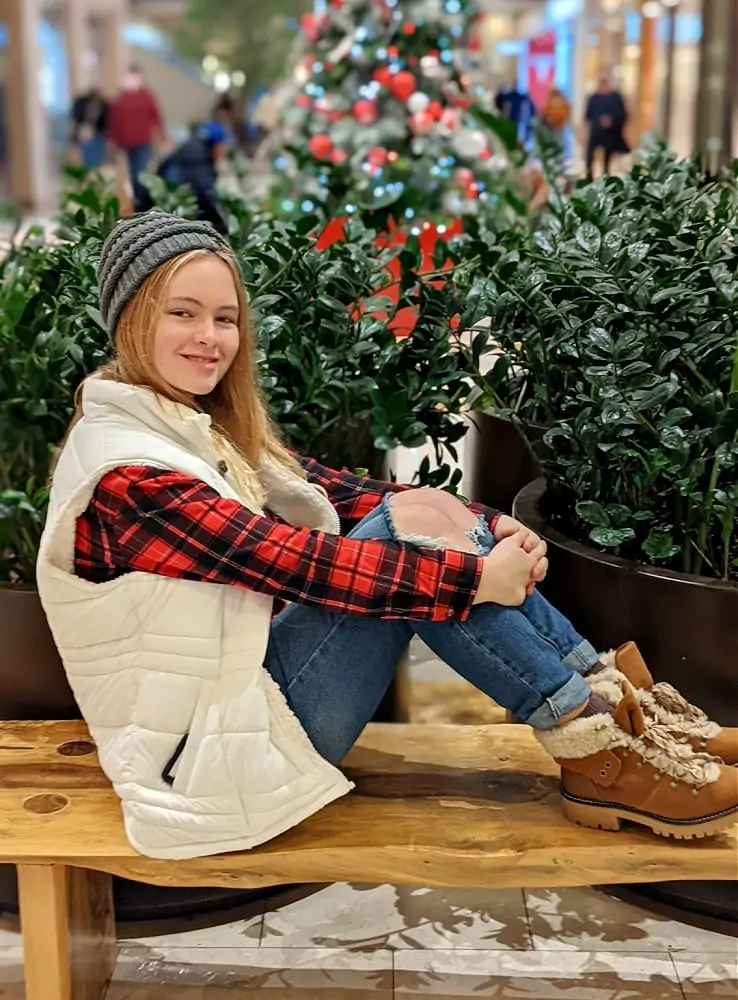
{"left": 494, "top": 515, "right": 543, "bottom": 553}
{"left": 525, "top": 553, "right": 549, "bottom": 596}
{"left": 474, "top": 530, "right": 547, "bottom": 607}
{"left": 494, "top": 515, "right": 548, "bottom": 595}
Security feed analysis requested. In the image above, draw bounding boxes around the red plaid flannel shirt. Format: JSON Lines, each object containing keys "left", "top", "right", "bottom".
{"left": 74, "top": 456, "right": 501, "bottom": 622}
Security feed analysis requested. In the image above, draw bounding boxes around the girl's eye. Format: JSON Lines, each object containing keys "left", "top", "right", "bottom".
{"left": 171, "top": 309, "right": 192, "bottom": 319}
{"left": 218, "top": 316, "right": 237, "bottom": 325}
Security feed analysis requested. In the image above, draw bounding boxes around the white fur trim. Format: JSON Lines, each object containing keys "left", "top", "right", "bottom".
{"left": 591, "top": 658, "right": 723, "bottom": 743}
{"left": 535, "top": 712, "right": 722, "bottom": 787}
{"left": 586, "top": 665, "right": 628, "bottom": 708}
{"left": 535, "top": 711, "right": 630, "bottom": 760}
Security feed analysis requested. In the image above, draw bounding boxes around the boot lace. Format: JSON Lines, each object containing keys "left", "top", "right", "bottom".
{"left": 634, "top": 718, "right": 721, "bottom": 789}
{"left": 650, "top": 681, "right": 708, "bottom": 722}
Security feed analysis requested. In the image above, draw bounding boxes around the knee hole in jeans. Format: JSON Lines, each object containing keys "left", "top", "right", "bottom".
{"left": 387, "top": 500, "right": 480, "bottom": 554}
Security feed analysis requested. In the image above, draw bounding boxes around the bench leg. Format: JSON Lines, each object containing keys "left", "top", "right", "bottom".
{"left": 16, "top": 864, "right": 115, "bottom": 1000}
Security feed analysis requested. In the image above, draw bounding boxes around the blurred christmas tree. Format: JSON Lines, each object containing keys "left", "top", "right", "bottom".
{"left": 268, "top": 0, "right": 521, "bottom": 226}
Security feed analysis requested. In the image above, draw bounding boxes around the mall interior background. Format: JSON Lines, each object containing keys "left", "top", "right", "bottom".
{"left": 0, "top": 0, "right": 735, "bottom": 211}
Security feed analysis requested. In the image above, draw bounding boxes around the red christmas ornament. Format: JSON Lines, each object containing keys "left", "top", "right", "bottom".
{"left": 455, "top": 167, "right": 474, "bottom": 187}
{"left": 439, "top": 108, "right": 458, "bottom": 132}
{"left": 427, "top": 100, "right": 443, "bottom": 120}
{"left": 353, "top": 99, "right": 378, "bottom": 124}
{"left": 402, "top": 21, "right": 416, "bottom": 34}
{"left": 373, "top": 66, "right": 393, "bottom": 87}
{"left": 387, "top": 45, "right": 399, "bottom": 58}
{"left": 300, "top": 12, "right": 323, "bottom": 43}
{"left": 408, "top": 55, "right": 418, "bottom": 65}
{"left": 409, "top": 111, "right": 433, "bottom": 135}
{"left": 296, "top": 93, "right": 312, "bottom": 108}
{"left": 390, "top": 70, "right": 416, "bottom": 102}
{"left": 366, "top": 146, "right": 389, "bottom": 167}
{"left": 332, "top": 148, "right": 349, "bottom": 164}
{"left": 308, "top": 134, "right": 333, "bottom": 159}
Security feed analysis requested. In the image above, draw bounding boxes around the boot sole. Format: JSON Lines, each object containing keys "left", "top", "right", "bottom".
{"left": 561, "top": 790, "right": 738, "bottom": 839}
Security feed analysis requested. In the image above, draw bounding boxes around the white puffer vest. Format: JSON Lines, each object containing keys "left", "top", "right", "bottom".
{"left": 36, "top": 378, "right": 353, "bottom": 860}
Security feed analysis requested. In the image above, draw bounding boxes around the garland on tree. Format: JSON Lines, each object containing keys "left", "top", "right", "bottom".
{"left": 268, "top": 0, "right": 521, "bottom": 226}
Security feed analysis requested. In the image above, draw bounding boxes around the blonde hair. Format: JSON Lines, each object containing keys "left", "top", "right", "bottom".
{"left": 64, "top": 248, "right": 305, "bottom": 501}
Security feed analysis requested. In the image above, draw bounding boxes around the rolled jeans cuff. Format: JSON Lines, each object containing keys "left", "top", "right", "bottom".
{"left": 526, "top": 670, "right": 592, "bottom": 731}
{"left": 562, "top": 638, "right": 600, "bottom": 675}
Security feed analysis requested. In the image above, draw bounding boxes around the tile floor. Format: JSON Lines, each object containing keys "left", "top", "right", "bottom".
{"left": 0, "top": 880, "right": 735, "bottom": 998}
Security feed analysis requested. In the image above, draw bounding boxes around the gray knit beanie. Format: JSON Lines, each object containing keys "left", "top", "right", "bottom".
{"left": 97, "top": 211, "right": 230, "bottom": 340}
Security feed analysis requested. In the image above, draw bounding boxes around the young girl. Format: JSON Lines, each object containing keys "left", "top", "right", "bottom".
{"left": 37, "top": 213, "right": 738, "bottom": 861}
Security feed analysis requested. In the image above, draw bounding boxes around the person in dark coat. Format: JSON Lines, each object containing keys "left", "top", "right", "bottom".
{"left": 584, "top": 70, "right": 630, "bottom": 181}
{"left": 153, "top": 104, "right": 232, "bottom": 233}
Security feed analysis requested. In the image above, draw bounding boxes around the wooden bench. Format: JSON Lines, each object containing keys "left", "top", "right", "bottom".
{"left": 1, "top": 720, "right": 735, "bottom": 1000}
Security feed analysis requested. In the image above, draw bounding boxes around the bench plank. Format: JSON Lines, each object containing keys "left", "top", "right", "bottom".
{"left": 0, "top": 721, "right": 735, "bottom": 891}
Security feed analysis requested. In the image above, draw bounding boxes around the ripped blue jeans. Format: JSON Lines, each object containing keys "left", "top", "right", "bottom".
{"left": 263, "top": 495, "right": 597, "bottom": 764}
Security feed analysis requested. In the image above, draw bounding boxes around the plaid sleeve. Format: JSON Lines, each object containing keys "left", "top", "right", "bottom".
{"left": 84, "top": 466, "right": 483, "bottom": 622}
{"left": 465, "top": 499, "right": 502, "bottom": 532}
{"left": 298, "top": 454, "right": 502, "bottom": 531}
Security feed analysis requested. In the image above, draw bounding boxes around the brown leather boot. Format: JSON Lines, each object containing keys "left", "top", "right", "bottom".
{"left": 592, "top": 642, "right": 738, "bottom": 766}
{"left": 536, "top": 682, "right": 738, "bottom": 838}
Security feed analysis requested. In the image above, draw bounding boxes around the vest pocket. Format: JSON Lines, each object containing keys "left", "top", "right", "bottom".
{"left": 161, "top": 733, "right": 189, "bottom": 786}
{"left": 168, "top": 680, "right": 218, "bottom": 797}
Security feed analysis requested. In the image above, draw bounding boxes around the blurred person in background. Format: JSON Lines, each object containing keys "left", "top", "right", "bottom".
{"left": 583, "top": 69, "right": 629, "bottom": 181}
{"left": 70, "top": 86, "right": 109, "bottom": 171}
{"left": 541, "top": 87, "right": 571, "bottom": 134}
{"left": 107, "top": 65, "right": 165, "bottom": 211}
{"left": 495, "top": 82, "right": 536, "bottom": 144}
{"left": 147, "top": 99, "right": 233, "bottom": 233}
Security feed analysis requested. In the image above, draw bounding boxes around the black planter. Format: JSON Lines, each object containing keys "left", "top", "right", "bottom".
{"left": 466, "top": 412, "right": 540, "bottom": 514}
{"left": 0, "top": 584, "right": 77, "bottom": 719}
{"left": 513, "top": 478, "right": 738, "bottom": 931}
{"left": 467, "top": 412, "right": 546, "bottom": 514}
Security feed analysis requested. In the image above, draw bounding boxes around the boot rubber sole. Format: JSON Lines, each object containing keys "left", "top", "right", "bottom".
{"left": 561, "top": 790, "right": 738, "bottom": 839}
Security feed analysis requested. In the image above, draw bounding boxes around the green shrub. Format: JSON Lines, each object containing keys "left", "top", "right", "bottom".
{"left": 461, "top": 141, "right": 738, "bottom": 580}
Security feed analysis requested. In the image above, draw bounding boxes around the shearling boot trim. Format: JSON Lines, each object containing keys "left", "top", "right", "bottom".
{"left": 586, "top": 664, "right": 627, "bottom": 708}
{"left": 589, "top": 663, "right": 723, "bottom": 741}
{"left": 535, "top": 713, "right": 722, "bottom": 788}
{"left": 535, "top": 711, "right": 630, "bottom": 760}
